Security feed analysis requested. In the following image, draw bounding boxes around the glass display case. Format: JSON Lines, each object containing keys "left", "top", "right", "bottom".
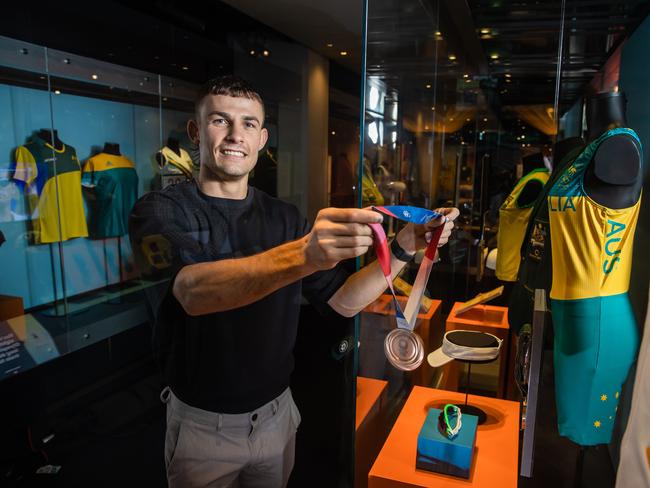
{"left": 0, "top": 35, "right": 197, "bottom": 379}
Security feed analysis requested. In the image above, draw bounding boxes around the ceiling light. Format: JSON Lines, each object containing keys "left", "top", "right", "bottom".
{"left": 483, "top": 117, "right": 488, "bottom": 122}
{"left": 54, "top": 90, "right": 61, "bottom": 95}
{"left": 91, "top": 74, "right": 98, "bottom": 80}
{"left": 449, "top": 118, "right": 454, "bottom": 122}
{"left": 435, "top": 31, "right": 442, "bottom": 36}
{"left": 505, "top": 73, "right": 511, "bottom": 78}
{"left": 463, "top": 74, "right": 469, "bottom": 78}
{"left": 426, "top": 84, "right": 431, "bottom": 89}
{"left": 490, "top": 53, "right": 499, "bottom": 60}
{"left": 425, "top": 125, "right": 429, "bottom": 130}
{"left": 448, "top": 54, "right": 457, "bottom": 61}
{"left": 521, "top": 135, "right": 525, "bottom": 139}
{"left": 431, "top": 106, "right": 435, "bottom": 111}
{"left": 249, "top": 50, "right": 256, "bottom": 56}
{"left": 331, "top": 131, "right": 336, "bottom": 135}
{"left": 182, "top": 66, "right": 189, "bottom": 70}
{"left": 506, "top": 79, "right": 512, "bottom": 83}
{"left": 339, "top": 51, "right": 348, "bottom": 56}
{"left": 326, "top": 43, "right": 333, "bottom": 48}
{"left": 263, "top": 50, "right": 270, "bottom": 57}
{"left": 480, "top": 28, "right": 490, "bottom": 34}
{"left": 466, "top": 118, "right": 471, "bottom": 122}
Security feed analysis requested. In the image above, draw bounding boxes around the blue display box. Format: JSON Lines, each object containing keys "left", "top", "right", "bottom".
{"left": 416, "top": 407, "right": 478, "bottom": 479}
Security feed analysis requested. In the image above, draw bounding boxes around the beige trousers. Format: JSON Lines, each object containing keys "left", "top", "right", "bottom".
{"left": 161, "top": 387, "right": 300, "bottom": 488}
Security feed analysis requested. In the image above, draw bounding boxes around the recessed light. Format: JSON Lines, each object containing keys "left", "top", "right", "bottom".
{"left": 339, "top": 51, "right": 348, "bottom": 56}
{"left": 331, "top": 131, "right": 336, "bottom": 135}
{"left": 505, "top": 73, "right": 511, "bottom": 78}
{"left": 435, "top": 31, "right": 441, "bottom": 36}
{"left": 480, "top": 28, "right": 490, "bottom": 34}
{"left": 490, "top": 53, "right": 499, "bottom": 60}
{"left": 54, "top": 90, "right": 61, "bottom": 95}
{"left": 326, "top": 43, "right": 333, "bottom": 48}
{"left": 466, "top": 118, "right": 471, "bottom": 122}
{"left": 425, "top": 125, "right": 429, "bottom": 130}
{"left": 463, "top": 74, "right": 469, "bottom": 78}
{"left": 431, "top": 106, "right": 435, "bottom": 111}
{"left": 263, "top": 50, "right": 270, "bottom": 57}
{"left": 249, "top": 50, "right": 256, "bottom": 56}
{"left": 91, "top": 74, "right": 98, "bottom": 80}
{"left": 426, "top": 84, "right": 431, "bottom": 89}
{"left": 448, "top": 54, "right": 456, "bottom": 61}
{"left": 483, "top": 117, "right": 488, "bottom": 122}
{"left": 181, "top": 66, "right": 189, "bottom": 71}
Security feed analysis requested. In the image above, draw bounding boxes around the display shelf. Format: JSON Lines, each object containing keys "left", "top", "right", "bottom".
{"left": 368, "top": 386, "right": 519, "bottom": 488}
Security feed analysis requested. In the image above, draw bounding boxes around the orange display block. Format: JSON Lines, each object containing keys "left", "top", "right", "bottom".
{"left": 356, "top": 376, "right": 389, "bottom": 430}
{"left": 0, "top": 295, "right": 24, "bottom": 321}
{"left": 363, "top": 294, "right": 442, "bottom": 387}
{"left": 368, "top": 386, "right": 520, "bottom": 488}
{"left": 356, "top": 377, "right": 389, "bottom": 488}
{"left": 443, "top": 303, "right": 511, "bottom": 398}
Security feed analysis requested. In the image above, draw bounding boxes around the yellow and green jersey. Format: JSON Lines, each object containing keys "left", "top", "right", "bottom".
{"left": 13, "top": 138, "right": 88, "bottom": 244}
{"left": 548, "top": 127, "right": 642, "bottom": 446}
{"left": 82, "top": 153, "right": 139, "bottom": 238}
{"left": 496, "top": 168, "right": 549, "bottom": 281}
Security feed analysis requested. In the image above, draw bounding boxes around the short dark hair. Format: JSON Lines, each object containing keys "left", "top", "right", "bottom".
{"left": 194, "top": 75, "right": 265, "bottom": 118}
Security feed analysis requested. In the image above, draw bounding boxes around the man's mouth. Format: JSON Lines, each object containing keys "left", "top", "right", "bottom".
{"left": 220, "top": 148, "right": 247, "bottom": 157}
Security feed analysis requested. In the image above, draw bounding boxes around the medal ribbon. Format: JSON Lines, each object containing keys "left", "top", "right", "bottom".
{"left": 368, "top": 206, "right": 445, "bottom": 331}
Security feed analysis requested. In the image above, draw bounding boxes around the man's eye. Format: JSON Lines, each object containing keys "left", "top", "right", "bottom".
{"left": 212, "top": 118, "right": 228, "bottom": 125}
{"left": 245, "top": 122, "right": 256, "bottom": 129}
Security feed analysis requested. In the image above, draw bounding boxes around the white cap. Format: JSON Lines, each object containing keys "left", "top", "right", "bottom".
{"left": 427, "top": 330, "right": 503, "bottom": 368}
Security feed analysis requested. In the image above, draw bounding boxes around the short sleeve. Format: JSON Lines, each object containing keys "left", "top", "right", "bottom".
{"left": 81, "top": 158, "right": 95, "bottom": 186}
{"left": 13, "top": 146, "right": 37, "bottom": 185}
{"left": 128, "top": 191, "right": 200, "bottom": 320}
{"left": 297, "top": 216, "right": 350, "bottom": 315}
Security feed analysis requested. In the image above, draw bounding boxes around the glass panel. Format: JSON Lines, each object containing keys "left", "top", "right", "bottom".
{"left": 357, "top": 0, "right": 565, "bottom": 485}
{"left": 45, "top": 48, "right": 160, "bottom": 353}
{"left": 0, "top": 36, "right": 64, "bottom": 376}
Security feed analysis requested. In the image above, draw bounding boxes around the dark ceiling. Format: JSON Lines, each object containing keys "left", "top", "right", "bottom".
{"left": 367, "top": 0, "right": 650, "bottom": 120}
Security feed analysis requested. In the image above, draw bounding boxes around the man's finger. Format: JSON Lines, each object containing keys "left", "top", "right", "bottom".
{"left": 320, "top": 207, "right": 383, "bottom": 224}
{"left": 317, "top": 222, "right": 374, "bottom": 237}
{"left": 331, "top": 236, "right": 374, "bottom": 248}
{"left": 435, "top": 207, "right": 460, "bottom": 221}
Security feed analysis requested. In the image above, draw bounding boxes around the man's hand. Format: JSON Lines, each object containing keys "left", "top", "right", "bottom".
{"left": 304, "top": 208, "right": 383, "bottom": 270}
{"left": 395, "top": 207, "right": 460, "bottom": 254}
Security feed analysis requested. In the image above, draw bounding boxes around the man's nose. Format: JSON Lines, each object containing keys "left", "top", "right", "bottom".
{"left": 226, "top": 123, "right": 245, "bottom": 142}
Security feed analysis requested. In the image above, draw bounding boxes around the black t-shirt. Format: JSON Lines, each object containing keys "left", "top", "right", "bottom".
{"left": 128, "top": 181, "right": 349, "bottom": 413}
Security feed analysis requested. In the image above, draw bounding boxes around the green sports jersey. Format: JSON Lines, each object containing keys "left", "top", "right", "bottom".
{"left": 82, "top": 152, "right": 139, "bottom": 238}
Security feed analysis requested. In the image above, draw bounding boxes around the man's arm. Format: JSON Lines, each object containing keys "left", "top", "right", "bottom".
{"left": 173, "top": 208, "right": 382, "bottom": 316}
{"left": 327, "top": 208, "right": 459, "bottom": 317}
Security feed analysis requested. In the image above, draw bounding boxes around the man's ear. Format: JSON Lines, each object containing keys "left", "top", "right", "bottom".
{"left": 258, "top": 127, "right": 269, "bottom": 151}
{"left": 187, "top": 119, "right": 200, "bottom": 144}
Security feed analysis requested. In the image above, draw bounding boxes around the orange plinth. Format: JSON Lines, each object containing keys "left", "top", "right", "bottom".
{"left": 356, "top": 376, "right": 389, "bottom": 488}
{"left": 368, "top": 386, "right": 520, "bottom": 488}
{"left": 443, "top": 303, "right": 511, "bottom": 398}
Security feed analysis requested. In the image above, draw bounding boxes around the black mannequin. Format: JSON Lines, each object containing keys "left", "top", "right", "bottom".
{"left": 517, "top": 153, "right": 547, "bottom": 207}
{"left": 103, "top": 142, "right": 121, "bottom": 156}
{"left": 36, "top": 129, "right": 63, "bottom": 150}
{"left": 552, "top": 137, "right": 585, "bottom": 175}
{"left": 167, "top": 137, "right": 181, "bottom": 156}
{"left": 583, "top": 92, "right": 642, "bottom": 209}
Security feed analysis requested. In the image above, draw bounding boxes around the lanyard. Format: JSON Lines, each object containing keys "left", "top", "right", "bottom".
{"left": 368, "top": 205, "right": 445, "bottom": 332}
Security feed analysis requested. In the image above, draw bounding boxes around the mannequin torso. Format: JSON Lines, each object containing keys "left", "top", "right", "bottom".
{"left": 583, "top": 92, "right": 642, "bottom": 208}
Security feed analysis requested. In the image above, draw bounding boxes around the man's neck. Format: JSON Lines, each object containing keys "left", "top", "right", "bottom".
{"left": 198, "top": 172, "right": 249, "bottom": 200}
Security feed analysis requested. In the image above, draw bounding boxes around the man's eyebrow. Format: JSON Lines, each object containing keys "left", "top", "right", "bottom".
{"left": 205, "top": 111, "right": 261, "bottom": 125}
{"left": 206, "top": 110, "right": 231, "bottom": 119}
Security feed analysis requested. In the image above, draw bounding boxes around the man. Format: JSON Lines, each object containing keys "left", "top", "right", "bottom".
{"left": 129, "top": 75, "right": 457, "bottom": 488}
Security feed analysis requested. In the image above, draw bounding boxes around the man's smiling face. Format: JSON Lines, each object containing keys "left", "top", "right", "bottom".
{"left": 193, "top": 94, "right": 268, "bottom": 182}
